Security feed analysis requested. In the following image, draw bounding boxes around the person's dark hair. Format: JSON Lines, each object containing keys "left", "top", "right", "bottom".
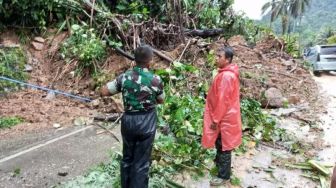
{"left": 134, "top": 45, "right": 153, "bottom": 65}
{"left": 217, "top": 46, "right": 234, "bottom": 63}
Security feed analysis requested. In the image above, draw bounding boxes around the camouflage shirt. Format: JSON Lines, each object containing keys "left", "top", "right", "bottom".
{"left": 107, "top": 66, "right": 164, "bottom": 112}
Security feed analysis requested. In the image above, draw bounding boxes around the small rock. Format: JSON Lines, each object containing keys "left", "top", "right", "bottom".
{"left": 283, "top": 60, "right": 293, "bottom": 66}
{"left": 91, "top": 99, "right": 100, "bottom": 107}
{"left": 69, "top": 71, "right": 75, "bottom": 77}
{"left": 56, "top": 127, "right": 65, "bottom": 131}
{"left": 270, "top": 108, "right": 298, "bottom": 117}
{"left": 62, "top": 166, "right": 70, "bottom": 169}
{"left": 31, "top": 41, "right": 44, "bottom": 51}
{"left": 57, "top": 172, "right": 68, "bottom": 177}
{"left": 74, "top": 118, "right": 84, "bottom": 126}
{"left": 53, "top": 123, "right": 61, "bottom": 129}
{"left": 24, "top": 64, "right": 33, "bottom": 72}
{"left": 264, "top": 87, "right": 284, "bottom": 108}
{"left": 34, "top": 37, "right": 45, "bottom": 43}
{"left": 227, "top": 35, "right": 247, "bottom": 46}
{"left": 287, "top": 95, "right": 300, "bottom": 105}
{"left": 74, "top": 117, "right": 93, "bottom": 126}
{"left": 298, "top": 69, "right": 305, "bottom": 75}
{"left": 32, "top": 58, "right": 40, "bottom": 65}
{"left": 45, "top": 91, "right": 55, "bottom": 100}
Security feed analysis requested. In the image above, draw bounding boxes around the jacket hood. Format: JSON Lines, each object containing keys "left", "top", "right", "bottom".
{"left": 219, "top": 64, "right": 239, "bottom": 76}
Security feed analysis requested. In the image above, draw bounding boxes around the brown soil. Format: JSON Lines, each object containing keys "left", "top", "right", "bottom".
{"left": 229, "top": 36, "right": 322, "bottom": 120}
{"left": 0, "top": 30, "right": 138, "bottom": 138}
{"left": 0, "top": 90, "right": 92, "bottom": 138}
{"left": 0, "top": 31, "right": 322, "bottom": 138}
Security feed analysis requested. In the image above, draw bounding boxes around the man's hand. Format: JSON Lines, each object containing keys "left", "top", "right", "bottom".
{"left": 156, "top": 92, "right": 165, "bottom": 104}
{"left": 100, "top": 86, "right": 111, "bottom": 97}
{"left": 156, "top": 98, "right": 164, "bottom": 104}
{"left": 210, "top": 122, "right": 217, "bottom": 130}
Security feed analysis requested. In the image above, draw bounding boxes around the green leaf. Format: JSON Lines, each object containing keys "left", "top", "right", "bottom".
{"left": 71, "top": 24, "right": 80, "bottom": 31}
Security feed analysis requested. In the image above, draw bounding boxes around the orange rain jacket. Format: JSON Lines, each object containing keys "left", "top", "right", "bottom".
{"left": 202, "top": 64, "right": 242, "bottom": 151}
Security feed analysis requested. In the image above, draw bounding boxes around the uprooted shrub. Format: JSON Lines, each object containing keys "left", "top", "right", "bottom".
{"left": 60, "top": 24, "right": 107, "bottom": 75}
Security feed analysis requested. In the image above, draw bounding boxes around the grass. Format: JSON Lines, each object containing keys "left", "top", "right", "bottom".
{"left": 0, "top": 117, "right": 23, "bottom": 129}
{"left": 0, "top": 47, "right": 28, "bottom": 93}
{"left": 13, "top": 168, "right": 21, "bottom": 176}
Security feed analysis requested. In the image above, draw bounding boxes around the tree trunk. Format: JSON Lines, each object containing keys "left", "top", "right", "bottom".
{"left": 184, "top": 28, "right": 225, "bottom": 37}
{"left": 281, "top": 15, "right": 289, "bottom": 35}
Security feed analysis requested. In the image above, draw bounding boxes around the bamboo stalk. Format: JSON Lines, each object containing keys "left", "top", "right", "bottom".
{"left": 308, "top": 160, "right": 331, "bottom": 176}
{"left": 90, "top": 0, "right": 96, "bottom": 28}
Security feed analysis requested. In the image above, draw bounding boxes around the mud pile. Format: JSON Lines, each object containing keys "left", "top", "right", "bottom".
{"left": 228, "top": 35, "right": 319, "bottom": 107}
{"left": 0, "top": 32, "right": 322, "bottom": 137}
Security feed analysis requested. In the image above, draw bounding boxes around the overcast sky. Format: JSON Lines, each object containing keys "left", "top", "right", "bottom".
{"left": 233, "top": 0, "right": 269, "bottom": 20}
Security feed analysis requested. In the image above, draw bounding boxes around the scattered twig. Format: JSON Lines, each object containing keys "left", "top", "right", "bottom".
{"left": 177, "top": 39, "right": 191, "bottom": 62}
{"left": 301, "top": 173, "right": 320, "bottom": 180}
{"left": 138, "top": 39, "right": 173, "bottom": 63}
{"left": 152, "top": 48, "right": 174, "bottom": 63}
{"left": 49, "top": 20, "right": 67, "bottom": 47}
{"left": 289, "top": 62, "right": 298, "bottom": 73}
{"left": 265, "top": 70, "right": 301, "bottom": 81}
{"left": 308, "top": 160, "right": 331, "bottom": 176}
{"left": 0, "top": 44, "right": 20, "bottom": 48}
{"left": 285, "top": 164, "right": 313, "bottom": 170}
{"left": 260, "top": 142, "right": 287, "bottom": 150}
{"left": 94, "top": 123, "right": 120, "bottom": 142}
{"left": 66, "top": 15, "right": 72, "bottom": 35}
{"left": 103, "top": 35, "right": 135, "bottom": 60}
{"left": 290, "top": 114, "right": 314, "bottom": 124}
{"left": 94, "top": 113, "right": 121, "bottom": 122}
{"left": 115, "top": 47, "right": 135, "bottom": 61}
{"left": 166, "top": 179, "right": 186, "bottom": 188}
{"left": 240, "top": 65, "right": 253, "bottom": 69}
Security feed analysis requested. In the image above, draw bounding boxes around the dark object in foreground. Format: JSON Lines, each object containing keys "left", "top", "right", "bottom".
{"left": 57, "top": 172, "right": 68, "bottom": 177}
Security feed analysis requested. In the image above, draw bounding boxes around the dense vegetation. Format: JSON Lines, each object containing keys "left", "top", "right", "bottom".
{"left": 260, "top": 0, "right": 336, "bottom": 46}
{"left": 0, "top": 0, "right": 315, "bottom": 187}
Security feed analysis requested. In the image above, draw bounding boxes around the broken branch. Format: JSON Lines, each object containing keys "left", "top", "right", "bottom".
{"left": 152, "top": 48, "right": 174, "bottom": 63}
{"left": 177, "top": 39, "right": 191, "bottom": 62}
{"left": 94, "top": 123, "right": 120, "bottom": 142}
{"left": 184, "top": 28, "right": 225, "bottom": 37}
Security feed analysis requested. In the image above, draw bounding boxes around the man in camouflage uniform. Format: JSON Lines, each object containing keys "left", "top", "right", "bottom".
{"left": 101, "top": 45, "right": 164, "bottom": 188}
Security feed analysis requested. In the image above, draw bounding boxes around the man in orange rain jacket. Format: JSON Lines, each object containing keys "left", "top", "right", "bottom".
{"left": 202, "top": 46, "right": 242, "bottom": 186}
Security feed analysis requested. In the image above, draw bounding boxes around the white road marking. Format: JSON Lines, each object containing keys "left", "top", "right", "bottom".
{"left": 0, "top": 126, "right": 93, "bottom": 164}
